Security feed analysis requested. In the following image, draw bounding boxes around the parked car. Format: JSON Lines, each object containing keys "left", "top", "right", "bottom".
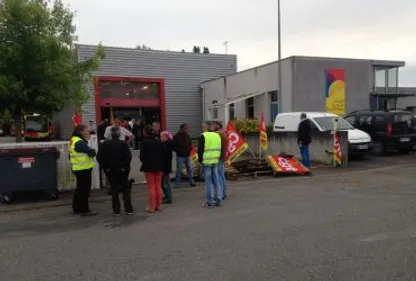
{"left": 344, "top": 110, "right": 416, "bottom": 155}
{"left": 273, "top": 112, "right": 372, "bottom": 157}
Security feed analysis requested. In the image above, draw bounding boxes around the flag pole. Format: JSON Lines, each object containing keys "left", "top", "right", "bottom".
{"left": 333, "top": 118, "right": 338, "bottom": 167}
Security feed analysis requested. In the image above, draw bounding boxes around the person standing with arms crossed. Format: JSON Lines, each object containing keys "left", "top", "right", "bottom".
{"left": 70, "top": 124, "right": 97, "bottom": 216}
{"left": 97, "top": 126, "right": 133, "bottom": 216}
{"left": 198, "top": 122, "right": 223, "bottom": 208}
{"left": 297, "top": 113, "right": 312, "bottom": 168}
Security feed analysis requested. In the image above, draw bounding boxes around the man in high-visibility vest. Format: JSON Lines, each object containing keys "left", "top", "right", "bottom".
{"left": 70, "top": 124, "right": 97, "bottom": 216}
{"left": 197, "top": 121, "right": 223, "bottom": 208}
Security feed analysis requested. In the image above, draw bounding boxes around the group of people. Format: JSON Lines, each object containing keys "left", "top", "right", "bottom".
{"left": 69, "top": 117, "right": 228, "bottom": 216}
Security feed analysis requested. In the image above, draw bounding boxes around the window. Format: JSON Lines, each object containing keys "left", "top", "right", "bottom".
{"left": 99, "top": 81, "right": 159, "bottom": 99}
{"left": 344, "top": 116, "right": 356, "bottom": 126}
{"left": 212, "top": 108, "right": 218, "bottom": 119}
{"left": 229, "top": 103, "right": 235, "bottom": 120}
{"left": 388, "top": 68, "right": 398, "bottom": 88}
{"left": 313, "top": 117, "right": 353, "bottom": 131}
{"left": 270, "top": 91, "right": 278, "bottom": 121}
{"left": 374, "top": 67, "right": 387, "bottom": 94}
{"left": 359, "top": 115, "right": 373, "bottom": 126}
{"left": 270, "top": 91, "right": 278, "bottom": 102}
{"left": 246, "top": 97, "right": 254, "bottom": 118}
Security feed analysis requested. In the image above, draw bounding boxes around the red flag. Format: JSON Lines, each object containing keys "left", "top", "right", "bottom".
{"left": 259, "top": 111, "right": 268, "bottom": 151}
{"left": 226, "top": 121, "right": 248, "bottom": 164}
{"left": 334, "top": 131, "right": 342, "bottom": 166}
{"left": 72, "top": 111, "right": 82, "bottom": 127}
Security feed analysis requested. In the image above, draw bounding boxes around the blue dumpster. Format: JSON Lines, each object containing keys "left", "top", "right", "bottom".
{"left": 0, "top": 147, "right": 59, "bottom": 203}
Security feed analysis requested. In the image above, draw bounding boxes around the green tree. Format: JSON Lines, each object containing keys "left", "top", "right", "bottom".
{"left": 0, "top": 0, "right": 105, "bottom": 142}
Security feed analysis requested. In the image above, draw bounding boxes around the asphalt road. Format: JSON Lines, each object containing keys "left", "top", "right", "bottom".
{"left": 1, "top": 155, "right": 416, "bottom": 281}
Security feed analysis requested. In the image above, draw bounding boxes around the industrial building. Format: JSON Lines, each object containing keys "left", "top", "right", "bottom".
{"left": 55, "top": 44, "right": 237, "bottom": 139}
{"left": 202, "top": 56, "right": 415, "bottom": 125}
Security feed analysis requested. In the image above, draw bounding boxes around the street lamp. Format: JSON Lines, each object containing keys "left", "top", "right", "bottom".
{"left": 277, "top": 0, "right": 283, "bottom": 114}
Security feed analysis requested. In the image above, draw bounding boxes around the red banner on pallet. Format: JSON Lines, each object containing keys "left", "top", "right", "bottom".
{"left": 226, "top": 121, "right": 248, "bottom": 165}
{"left": 267, "top": 154, "right": 310, "bottom": 175}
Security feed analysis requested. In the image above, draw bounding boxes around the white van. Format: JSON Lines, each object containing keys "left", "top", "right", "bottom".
{"left": 273, "top": 112, "right": 372, "bottom": 156}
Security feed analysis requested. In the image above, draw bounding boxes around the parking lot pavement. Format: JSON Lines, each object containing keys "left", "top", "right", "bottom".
{"left": 1, "top": 153, "right": 416, "bottom": 281}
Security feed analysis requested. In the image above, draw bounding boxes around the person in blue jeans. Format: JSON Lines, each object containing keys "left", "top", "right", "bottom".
{"left": 198, "top": 122, "right": 223, "bottom": 208}
{"left": 214, "top": 121, "right": 228, "bottom": 199}
{"left": 161, "top": 131, "right": 173, "bottom": 204}
{"left": 297, "top": 113, "right": 312, "bottom": 167}
{"left": 173, "top": 123, "right": 196, "bottom": 188}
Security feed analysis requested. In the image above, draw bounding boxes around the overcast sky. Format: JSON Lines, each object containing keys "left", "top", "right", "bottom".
{"left": 65, "top": 0, "right": 416, "bottom": 86}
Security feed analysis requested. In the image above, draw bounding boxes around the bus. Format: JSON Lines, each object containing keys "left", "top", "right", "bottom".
{"left": 24, "top": 114, "right": 54, "bottom": 141}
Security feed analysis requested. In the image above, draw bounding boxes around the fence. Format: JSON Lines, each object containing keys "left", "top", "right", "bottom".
{"left": 0, "top": 136, "right": 100, "bottom": 191}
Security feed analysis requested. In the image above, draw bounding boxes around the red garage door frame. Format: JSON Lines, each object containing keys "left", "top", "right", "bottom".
{"left": 93, "top": 76, "right": 167, "bottom": 130}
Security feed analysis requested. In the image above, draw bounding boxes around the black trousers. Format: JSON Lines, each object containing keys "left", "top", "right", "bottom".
{"left": 107, "top": 170, "right": 133, "bottom": 214}
{"left": 73, "top": 169, "right": 93, "bottom": 213}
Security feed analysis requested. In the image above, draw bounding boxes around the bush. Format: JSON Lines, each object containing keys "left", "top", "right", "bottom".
{"left": 231, "top": 118, "right": 274, "bottom": 134}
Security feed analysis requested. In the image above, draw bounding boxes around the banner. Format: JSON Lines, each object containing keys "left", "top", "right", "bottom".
{"left": 72, "top": 111, "right": 82, "bottom": 127}
{"left": 190, "top": 145, "right": 198, "bottom": 163}
{"left": 333, "top": 131, "right": 342, "bottom": 166}
{"left": 325, "top": 69, "right": 346, "bottom": 115}
{"left": 267, "top": 155, "right": 310, "bottom": 175}
{"left": 226, "top": 121, "right": 248, "bottom": 165}
{"left": 259, "top": 111, "right": 268, "bottom": 151}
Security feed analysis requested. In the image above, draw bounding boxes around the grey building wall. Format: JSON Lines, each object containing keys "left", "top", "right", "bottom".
{"left": 397, "top": 87, "right": 416, "bottom": 112}
{"left": 292, "top": 57, "right": 373, "bottom": 114}
{"left": 75, "top": 44, "right": 237, "bottom": 138}
{"left": 201, "top": 58, "right": 293, "bottom": 125}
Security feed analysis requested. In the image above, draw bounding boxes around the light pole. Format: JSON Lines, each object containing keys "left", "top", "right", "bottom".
{"left": 277, "top": 0, "right": 283, "bottom": 114}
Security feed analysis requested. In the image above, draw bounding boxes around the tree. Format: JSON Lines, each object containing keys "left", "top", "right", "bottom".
{"left": 0, "top": 0, "right": 105, "bottom": 142}
{"left": 135, "top": 44, "right": 151, "bottom": 50}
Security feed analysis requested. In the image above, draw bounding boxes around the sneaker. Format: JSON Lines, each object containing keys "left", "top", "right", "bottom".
{"left": 145, "top": 207, "right": 155, "bottom": 213}
{"left": 125, "top": 212, "right": 133, "bottom": 215}
{"left": 222, "top": 195, "right": 228, "bottom": 200}
{"left": 113, "top": 213, "right": 121, "bottom": 217}
{"left": 202, "top": 202, "right": 214, "bottom": 208}
{"left": 162, "top": 199, "right": 172, "bottom": 204}
{"left": 190, "top": 182, "right": 196, "bottom": 187}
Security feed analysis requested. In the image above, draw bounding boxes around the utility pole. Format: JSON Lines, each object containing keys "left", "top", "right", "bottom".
{"left": 277, "top": 0, "right": 283, "bottom": 114}
{"left": 223, "top": 41, "right": 228, "bottom": 54}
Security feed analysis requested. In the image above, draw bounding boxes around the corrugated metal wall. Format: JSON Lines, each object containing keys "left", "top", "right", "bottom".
{"left": 76, "top": 44, "right": 237, "bottom": 137}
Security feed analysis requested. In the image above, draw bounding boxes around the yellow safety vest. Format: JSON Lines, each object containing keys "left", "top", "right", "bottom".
{"left": 202, "top": 132, "right": 221, "bottom": 165}
{"left": 69, "top": 136, "right": 95, "bottom": 171}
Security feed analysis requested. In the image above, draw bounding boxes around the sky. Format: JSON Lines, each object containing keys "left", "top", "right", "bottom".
{"left": 65, "top": 0, "right": 416, "bottom": 86}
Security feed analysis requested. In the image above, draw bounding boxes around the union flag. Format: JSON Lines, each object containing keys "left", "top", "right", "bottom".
{"left": 259, "top": 111, "right": 268, "bottom": 151}
{"left": 334, "top": 131, "right": 342, "bottom": 166}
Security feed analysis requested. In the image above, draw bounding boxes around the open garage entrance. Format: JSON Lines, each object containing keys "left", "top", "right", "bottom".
{"left": 94, "top": 76, "right": 166, "bottom": 129}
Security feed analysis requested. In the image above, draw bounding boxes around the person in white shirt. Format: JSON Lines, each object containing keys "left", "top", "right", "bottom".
{"left": 104, "top": 117, "right": 134, "bottom": 144}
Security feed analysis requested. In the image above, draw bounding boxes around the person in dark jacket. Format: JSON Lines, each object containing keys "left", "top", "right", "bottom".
{"left": 97, "top": 126, "right": 133, "bottom": 215}
{"left": 172, "top": 123, "right": 196, "bottom": 188}
{"left": 161, "top": 131, "right": 173, "bottom": 204}
{"left": 297, "top": 113, "right": 312, "bottom": 167}
{"left": 140, "top": 125, "right": 165, "bottom": 213}
{"left": 70, "top": 124, "right": 97, "bottom": 216}
{"left": 131, "top": 119, "right": 143, "bottom": 150}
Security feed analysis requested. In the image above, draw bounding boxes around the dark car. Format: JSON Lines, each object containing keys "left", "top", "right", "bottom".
{"left": 344, "top": 110, "right": 416, "bottom": 155}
